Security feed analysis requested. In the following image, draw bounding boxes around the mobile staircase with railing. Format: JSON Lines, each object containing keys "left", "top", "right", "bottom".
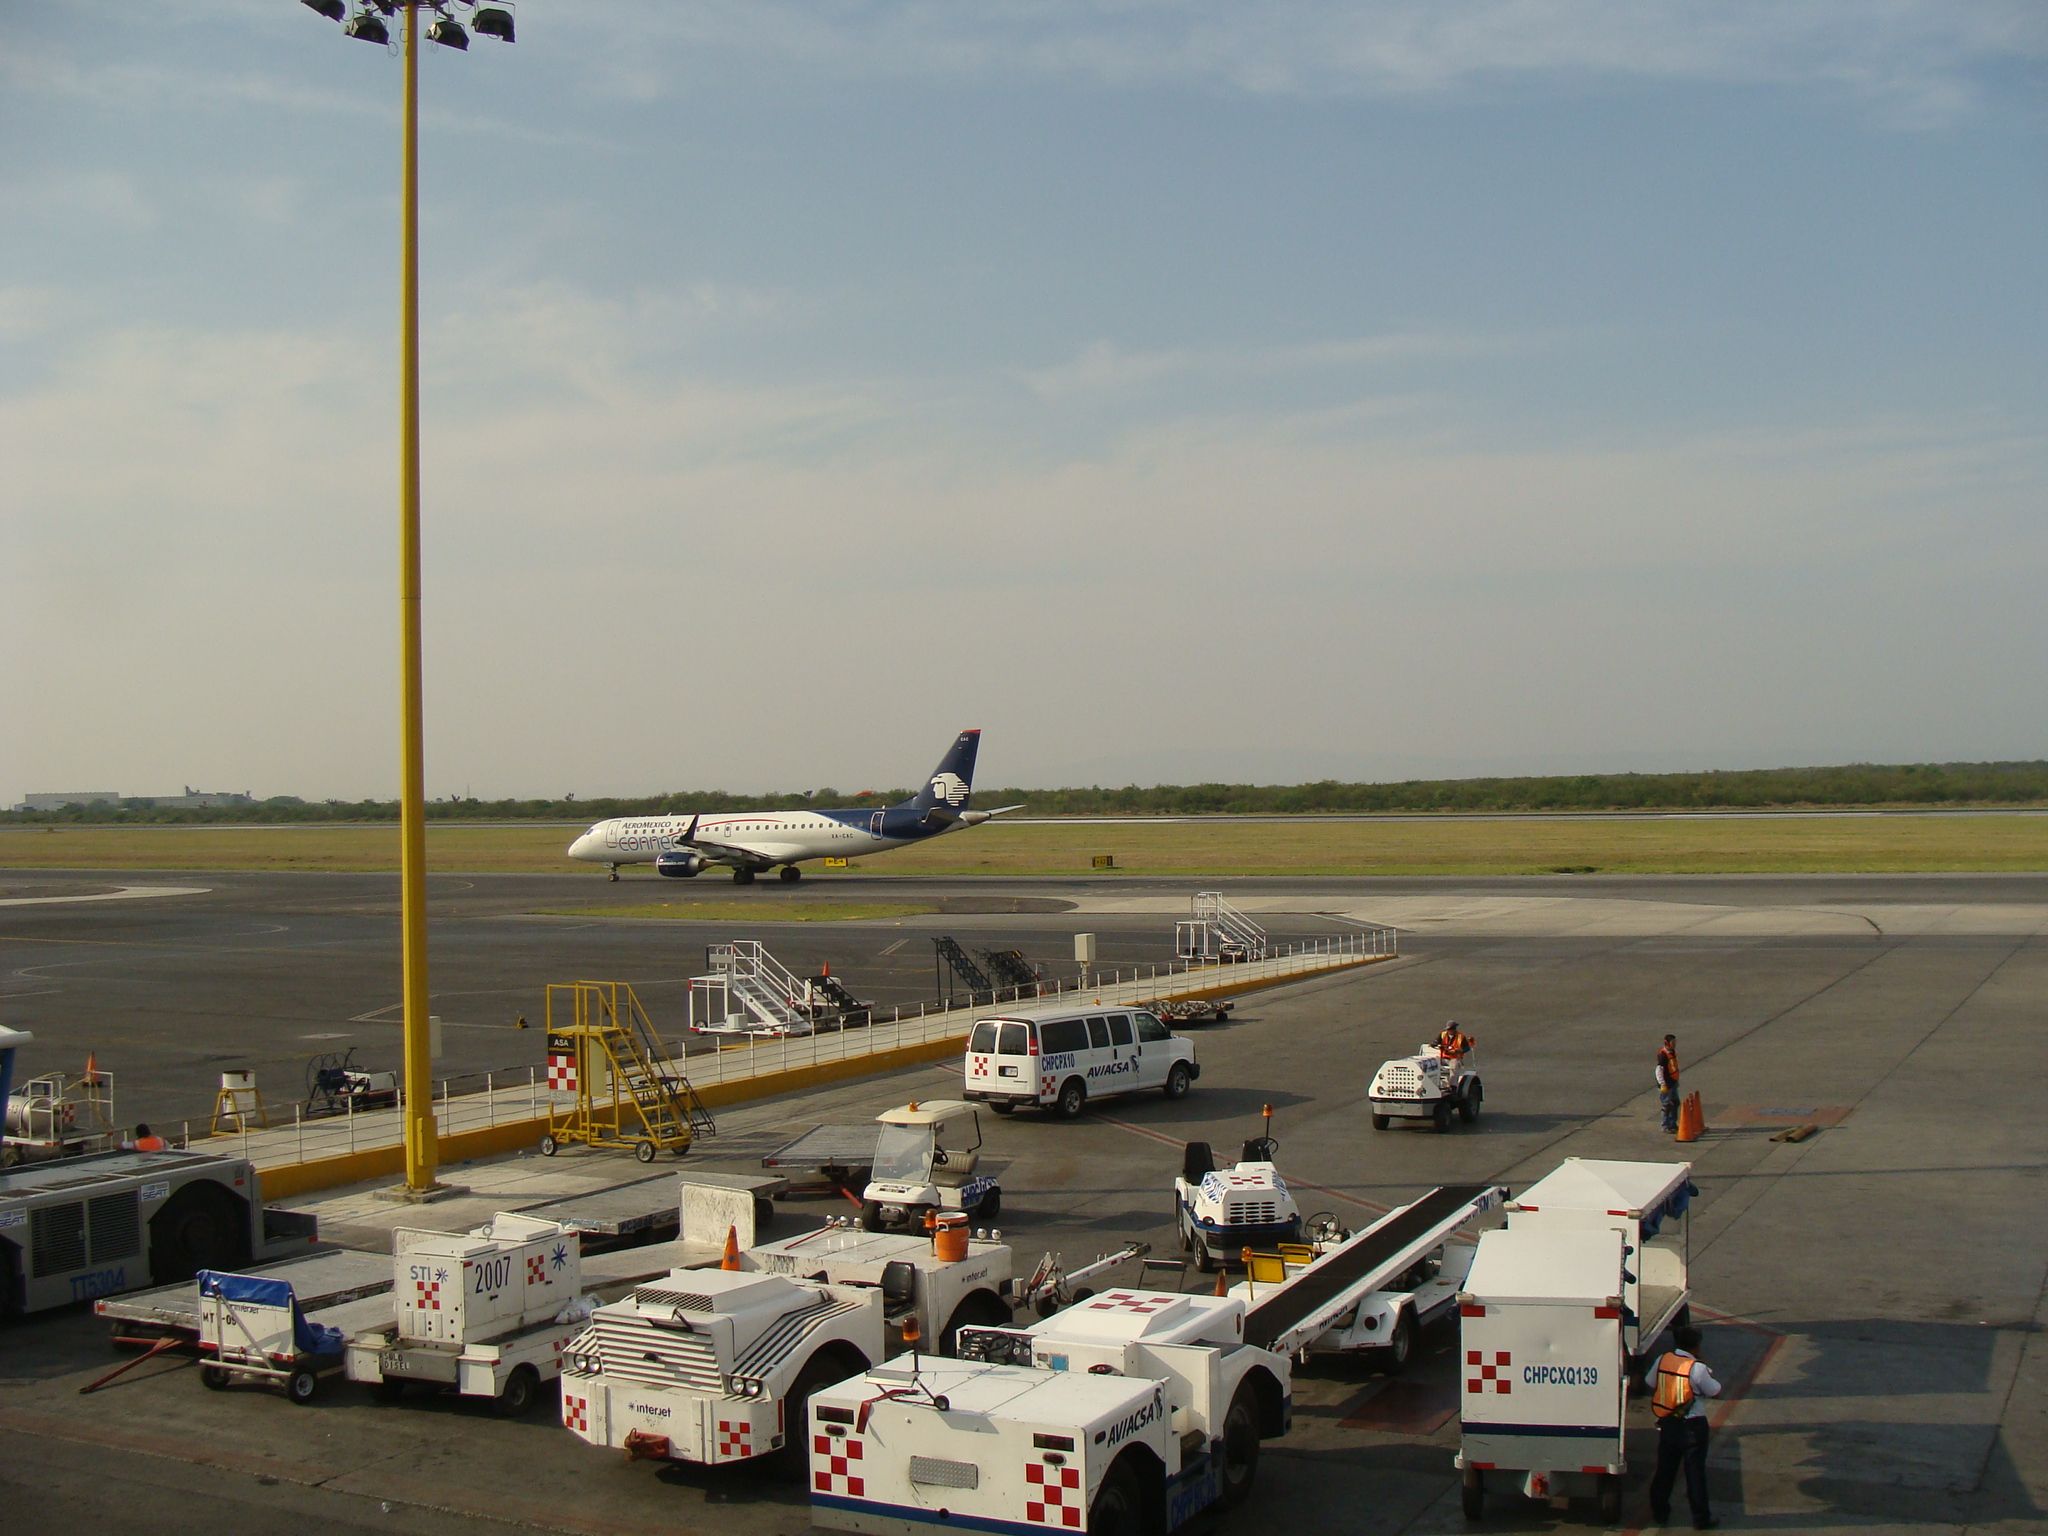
{"left": 933, "top": 936, "right": 998, "bottom": 1006}
{"left": 981, "top": 947, "right": 1041, "bottom": 991}
{"left": 805, "top": 971, "right": 873, "bottom": 1028}
{"left": 1176, "top": 890, "right": 1270, "bottom": 964}
{"left": 540, "top": 981, "right": 713, "bottom": 1163}
{"left": 687, "top": 941, "right": 816, "bottom": 1038}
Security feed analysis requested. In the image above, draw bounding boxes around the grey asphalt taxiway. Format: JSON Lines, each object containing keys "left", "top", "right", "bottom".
{"left": 2, "top": 869, "right": 2045, "bottom": 1536}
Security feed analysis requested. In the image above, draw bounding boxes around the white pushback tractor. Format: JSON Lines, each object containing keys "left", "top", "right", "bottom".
{"left": 1454, "top": 1223, "right": 1632, "bottom": 1522}
{"left": 1369, "top": 1041, "right": 1483, "bottom": 1131}
{"left": 345, "top": 1213, "right": 592, "bottom": 1416}
{"left": 560, "top": 1224, "right": 1015, "bottom": 1476}
{"left": 809, "top": 1286, "right": 1292, "bottom": 1536}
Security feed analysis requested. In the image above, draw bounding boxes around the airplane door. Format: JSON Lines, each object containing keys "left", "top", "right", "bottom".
{"left": 869, "top": 811, "right": 886, "bottom": 838}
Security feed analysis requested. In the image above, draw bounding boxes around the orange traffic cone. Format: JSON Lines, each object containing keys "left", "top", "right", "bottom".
{"left": 1214, "top": 1269, "right": 1229, "bottom": 1298}
{"left": 720, "top": 1223, "right": 742, "bottom": 1270}
{"left": 1675, "top": 1091, "right": 1704, "bottom": 1143}
{"left": 85, "top": 1051, "right": 101, "bottom": 1084}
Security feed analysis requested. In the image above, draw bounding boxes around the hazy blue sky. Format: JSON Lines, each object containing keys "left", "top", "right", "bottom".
{"left": 4, "top": 2, "right": 2043, "bottom": 799}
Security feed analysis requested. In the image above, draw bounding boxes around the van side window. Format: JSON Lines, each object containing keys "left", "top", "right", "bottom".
{"left": 1136, "top": 1013, "right": 1170, "bottom": 1043}
{"left": 998, "top": 1022, "right": 1030, "bottom": 1056}
{"left": 969, "top": 1021, "right": 999, "bottom": 1054}
{"left": 1086, "top": 1017, "right": 1111, "bottom": 1050}
{"left": 1039, "top": 1017, "right": 1088, "bottom": 1055}
{"left": 1108, "top": 1014, "right": 1134, "bottom": 1047}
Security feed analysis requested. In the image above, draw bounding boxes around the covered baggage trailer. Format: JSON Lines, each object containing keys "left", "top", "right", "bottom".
{"left": 1454, "top": 1225, "right": 1630, "bottom": 1522}
{"left": 195, "top": 1268, "right": 349, "bottom": 1404}
{"left": 1504, "top": 1157, "right": 1696, "bottom": 1369}
{"left": 98, "top": 1246, "right": 390, "bottom": 1340}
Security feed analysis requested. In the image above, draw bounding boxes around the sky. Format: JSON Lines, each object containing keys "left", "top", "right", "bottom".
{"left": 3, "top": 1, "right": 2044, "bottom": 800}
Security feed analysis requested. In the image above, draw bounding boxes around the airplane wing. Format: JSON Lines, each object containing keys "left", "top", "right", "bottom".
{"left": 666, "top": 815, "right": 776, "bottom": 870}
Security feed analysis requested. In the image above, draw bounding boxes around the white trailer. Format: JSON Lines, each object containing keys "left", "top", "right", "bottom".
{"left": 195, "top": 1268, "right": 349, "bottom": 1404}
{"left": 1229, "top": 1184, "right": 1504, "bottom": 1373}
{"left": 1504, "top": 1157, "right": 1696, "bottom": 1369}
{"left": 560, "top": 1266, "right": 884, "bottom": 1475}
{"left": 809, "top": 1287, "right": 1291, "bottom": 1536}
{"left": 345, "top": 1213, "right": 592, "bottom": 1416}
{"left": 1454, "top": 1225, "right": 1631, "bottom": 1522}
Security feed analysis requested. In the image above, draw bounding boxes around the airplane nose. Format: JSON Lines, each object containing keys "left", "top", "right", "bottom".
{"left": 567, "top": 833, "right": 592, "bottom": 860}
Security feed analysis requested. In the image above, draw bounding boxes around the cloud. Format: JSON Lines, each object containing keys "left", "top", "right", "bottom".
{"left": 596, "top": 0, "right": 2043, "bottom": 123}
{"left": 1018, "top": 330, "right": 1542, "bottom": 400}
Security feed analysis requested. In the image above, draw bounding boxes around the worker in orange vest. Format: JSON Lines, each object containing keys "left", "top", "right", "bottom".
{"left": 1435, "top": 1021, "right": 1474, "bottom": 1062}
{"left": 1656, "top": 1034, "right": 1682, "bottom": 1134}
{"left": 1648, "top": 1323, "right": 1721, "bottom": 1529}
{"left": 130, "top": 1121, "right": 168, "bottom": 1152}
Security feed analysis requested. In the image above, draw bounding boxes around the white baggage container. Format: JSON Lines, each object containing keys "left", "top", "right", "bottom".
{"left": 395, "top": 1212, "right": 581, "bottom": 1345}
{"left": 1504, "top": 1157, "right": 1696, "bottom": 1364}
{"left": 1454, "top": 1225, "right": 1629, "bottom": 1522}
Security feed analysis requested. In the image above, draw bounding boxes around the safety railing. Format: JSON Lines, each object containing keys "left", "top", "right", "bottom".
{"left": 180, "top": 924, "right": 1397, "bottom": 1171}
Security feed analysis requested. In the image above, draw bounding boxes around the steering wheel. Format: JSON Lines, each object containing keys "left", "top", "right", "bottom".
{"left": 1306, "top": 1212, "right": 1349, "bottom": 1246}
{"left": 932, "top": 1149, "right": 949, "bottom": 1166}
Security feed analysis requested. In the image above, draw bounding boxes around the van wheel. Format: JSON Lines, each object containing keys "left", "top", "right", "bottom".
{"left": 1371, "top": 1113, "right": 1390, "bottom": 1131}
{"left": 1163, "top": 1063, "right": 1192, "bottom": 1100}
{"left": 1055, "top": 1079, "right": 1086, "bottom": 1119}
{"left": 1219, "top": 1383, "right": 1260, "bottom": 1506}
{"left": 989, "top": 1102, "right": 1015, "bottom": 1116}
{"left": 1459, "top": 1082, "right": 1482, "bottom": 1124}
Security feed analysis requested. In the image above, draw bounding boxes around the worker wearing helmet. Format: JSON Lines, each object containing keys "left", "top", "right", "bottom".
{"left": 1435, "top": 1021, "right": 1474, "bottom": 1062}
{"left": 1648, "top": 1323, "right": 1721, "bottom": 1528}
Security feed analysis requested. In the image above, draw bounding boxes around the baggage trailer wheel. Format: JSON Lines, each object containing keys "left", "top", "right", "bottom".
{"left": 1461, "top": 1466, "right": 1484, "bottom": 1520}
{"left": 539, "top": 1134, "right": 558, "bottom": 1157}
{"left": 200, "top": 1364, "right": 229, "bottom": 1391}
{"left": 287, "top": 1367, "right": 320, "bottom": 1405}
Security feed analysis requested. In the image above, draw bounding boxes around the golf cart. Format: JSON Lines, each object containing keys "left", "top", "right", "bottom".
{"left": 859, "top": 1099, "right": 1001, "bottom": 1231}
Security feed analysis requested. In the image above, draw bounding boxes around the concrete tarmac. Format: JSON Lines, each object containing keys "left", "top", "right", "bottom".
{"left": 1, "top": 870, "right": 2044, "bottom": 1535}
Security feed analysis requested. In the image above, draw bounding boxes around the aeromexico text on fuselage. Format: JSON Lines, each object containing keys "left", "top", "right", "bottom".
{"left": 564, "top": 728, "right": 1020, "bottom": 882}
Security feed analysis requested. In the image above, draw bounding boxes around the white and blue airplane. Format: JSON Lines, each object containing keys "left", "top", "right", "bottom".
{"left": 566, "top": 729, "right": 1021, "bottom": 884}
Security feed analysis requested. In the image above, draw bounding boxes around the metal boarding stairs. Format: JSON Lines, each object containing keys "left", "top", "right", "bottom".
{"left": 934, "top": 936, "right": 997, "bottom": 1005}
{"left": 544, "top": 981, "right": 714, "bottom": 1158}
{"left": 806, "top": 972, "right": 871, "bottom": 1026}
{"left": 689, "top": 941, "right": 815, "bottom": 1037}
{"left": 982, "top": 947, "right": 1040, "bottom": 990}
{"left": 1175, "top": 890, "right": 1269, "bottom": 964}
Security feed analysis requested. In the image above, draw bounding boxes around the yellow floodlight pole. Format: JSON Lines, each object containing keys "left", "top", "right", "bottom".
{"left": 396, "top": 0, "right": 436, "bottom": 1192}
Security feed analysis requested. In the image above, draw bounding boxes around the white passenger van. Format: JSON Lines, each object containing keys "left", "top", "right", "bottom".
{"left": 962, "top": 1008, "right": 1200, "bottom": 1118}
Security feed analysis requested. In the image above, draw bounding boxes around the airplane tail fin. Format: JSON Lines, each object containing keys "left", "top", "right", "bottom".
{"left": 900, "top": 729, "right": 982, "bottom": 818}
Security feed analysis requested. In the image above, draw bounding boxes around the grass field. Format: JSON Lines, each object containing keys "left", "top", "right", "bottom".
{"left": 2, "top": 815, "right": 2044, "bottom": 877}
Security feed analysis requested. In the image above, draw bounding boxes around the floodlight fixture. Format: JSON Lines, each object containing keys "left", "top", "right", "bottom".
{"left": 471, "top": 6, "right": 515, "bottom": 43}
{"left": 301, "top": 0, "right": 347, "bottom": 21}
{"left": 425, "top": 15, "right": 469, "bottom": 50}
{"left": 342, "top": 8, "right": 391, "bottom": 44}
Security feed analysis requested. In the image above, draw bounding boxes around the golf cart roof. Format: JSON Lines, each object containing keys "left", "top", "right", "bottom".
{"left": 876, "top": 1099, "right": 977, "bottom": 1127}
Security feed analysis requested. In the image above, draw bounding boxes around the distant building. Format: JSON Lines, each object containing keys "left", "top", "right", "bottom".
{"left": 132, "top": 786, "right": 258, "bottom": 809}
{"left": 17, "top": 791, "right": 122, "bottom": 811}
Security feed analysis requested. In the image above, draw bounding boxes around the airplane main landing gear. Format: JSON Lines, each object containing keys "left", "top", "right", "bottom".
{"left": 732, "top": 868, "right": 756, "bottom": 885}
{"left": 608, "top": 866, "right": 620, "bottom": 883}
{"left": 779, "top": 865, "right": 802, "bottom": 884}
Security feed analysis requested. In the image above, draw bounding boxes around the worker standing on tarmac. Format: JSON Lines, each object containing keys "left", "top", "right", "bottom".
{"left": 1436, "top": 1020, "right": 1474, "bottom": 1062}
{"left": 1648, "top": 1323, "right": 1721, "bottom": 1529}
{"left": 1656, "top": 1033, "right": 1682, "bottom": 1134}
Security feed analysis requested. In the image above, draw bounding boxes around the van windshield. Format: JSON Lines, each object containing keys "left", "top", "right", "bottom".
{"left": 872, "top": 1124, "right": 933, "bottom": 1183}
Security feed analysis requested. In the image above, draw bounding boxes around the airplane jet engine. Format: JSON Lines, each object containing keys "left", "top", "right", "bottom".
{"left": 655, "top": 851, "right": 709, "bottom": 878}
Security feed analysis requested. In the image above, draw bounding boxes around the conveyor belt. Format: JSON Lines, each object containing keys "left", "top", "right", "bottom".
{"left": 1243, "top": 1184, "right": 1488, "bottom": 1351}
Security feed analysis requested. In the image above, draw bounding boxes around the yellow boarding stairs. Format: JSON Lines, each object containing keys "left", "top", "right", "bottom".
{"left": 538, "top": 981, "right": 715, "bottom": 1162}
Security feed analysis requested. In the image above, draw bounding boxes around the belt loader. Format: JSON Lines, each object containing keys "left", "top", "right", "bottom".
{"left": 1228, "top": 1184, "right": 1503, "bottom": 1374}
{"left": 808, "top": 1284, "right": 1293, "bottom": 1536}
{"left": 561, "top": 1225, "right": 1015, "bottom": 1477}
{"left": 345, "top": 1213, "right": 593, "bottom": 1416}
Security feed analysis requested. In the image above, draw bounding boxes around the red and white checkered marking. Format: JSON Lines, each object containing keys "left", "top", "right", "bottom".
{"left": 1467, "top": 1348, "right": 1513, "bottom": 1394}
{"left": 414, "top": 1278, "right": 443, "bottom": 1311}
{"left": 527, "top": 1253, "right": 548, "bottom": 1286}
{"left": 1224, "top": 1173, "right": 1267, "bottom": 1186}
{"left": 969, "top": 1057, "right": 989, "bottom": 1077}
{"left": 1084, "top": 1290, "right": 1176, "bottom": 1315}
{"left": 1025, "top": 1460, "right": 1083, "bottom": 1528}
{"left": 546, "top": 1053, "right": 577, "bottom": 1093}
{"left": 716, "top": 1419, "right": 754, "bottom": 1460}
{"left": 562, "top": 1393, "right": 590, "bottom": 1433}
{"left": 813, "top": 1433, "right": 865, "bottom": 1496}
{"left": 1040, "top": 1074, "right": 1057, "bottom": 1099}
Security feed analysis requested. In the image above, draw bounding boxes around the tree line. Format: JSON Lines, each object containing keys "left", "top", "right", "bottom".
{"left": 8, "top": 761, "right": 2045, "bottom": 825}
